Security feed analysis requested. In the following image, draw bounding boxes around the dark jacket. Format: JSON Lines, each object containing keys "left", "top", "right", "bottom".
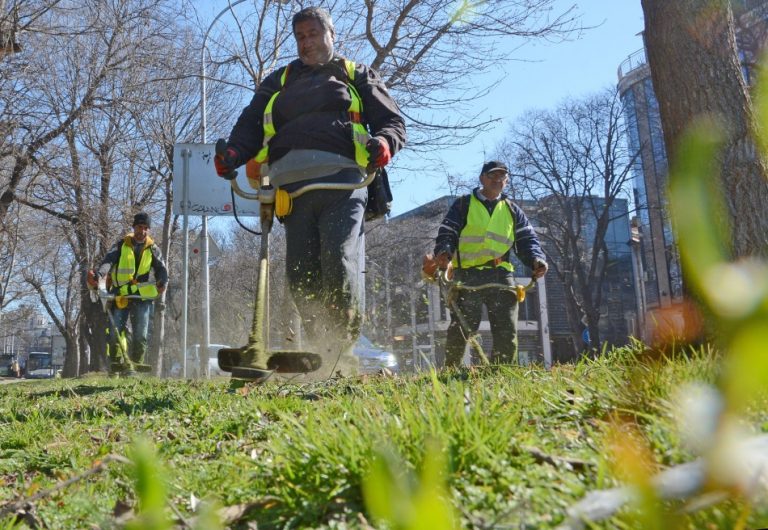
{"left": 227, "top": 56, "right": 406, "bottom": 166}
{"left": 434, "top": 189, "right": 546, "bottom": 270}
{"left": 98, "top": 236, "right": 169, "bottom": 291}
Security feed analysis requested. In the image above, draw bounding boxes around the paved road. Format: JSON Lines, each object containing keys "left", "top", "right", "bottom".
{"left": 0, "top": 377, "right": 29, "bottom": 384}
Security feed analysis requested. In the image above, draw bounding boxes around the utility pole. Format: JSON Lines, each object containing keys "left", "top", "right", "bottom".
{"left": 196, "top": 0, "right": 249, "bottom": 378}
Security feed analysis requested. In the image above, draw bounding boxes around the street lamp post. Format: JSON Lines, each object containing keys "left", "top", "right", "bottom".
{"left": 195, "top": 0, "right": 249, "bottom": 378}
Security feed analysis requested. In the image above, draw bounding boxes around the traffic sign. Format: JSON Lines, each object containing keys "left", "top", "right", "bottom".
{"left": 191, "top": 233, "right": 222, "bottom": 260}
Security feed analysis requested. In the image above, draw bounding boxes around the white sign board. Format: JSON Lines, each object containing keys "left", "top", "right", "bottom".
{"left": 172, "top": 143, "right": 258, "bottom": 217}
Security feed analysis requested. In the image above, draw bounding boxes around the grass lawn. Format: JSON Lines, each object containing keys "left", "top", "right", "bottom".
{"left": 1, "top": 347, "right": 766, "bottom": 529}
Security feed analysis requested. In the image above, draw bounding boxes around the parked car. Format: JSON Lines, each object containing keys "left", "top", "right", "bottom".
{"left": 354, "top": 336, "right": 398, "bottom": 373}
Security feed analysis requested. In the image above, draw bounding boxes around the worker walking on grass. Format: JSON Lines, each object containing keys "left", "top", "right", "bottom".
{"left": 214, "top": 6, "right": 406, "bottom": 377}
{"left": 423, "top": 161, "right": 548, "bottom": 367}
{"left": 88, "top": 212, "right": 168, "bottom": 374}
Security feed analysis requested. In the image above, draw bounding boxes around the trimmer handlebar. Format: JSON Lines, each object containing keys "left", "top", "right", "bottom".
{"left": 430, "top": 269, "right": 537, "bottom": 302}
{"left": 88, "top": 274, "right": 158, "bottom": 311}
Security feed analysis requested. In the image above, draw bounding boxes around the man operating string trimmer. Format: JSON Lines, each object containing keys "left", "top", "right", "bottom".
{"left": 88, "top": 212, "right": 168, "bottom": 375}
{"left": 423, "top": 161, "right": 548, "bottom": 367}
{"left": 214, "top": 6, "right": 406, "bottom": 379}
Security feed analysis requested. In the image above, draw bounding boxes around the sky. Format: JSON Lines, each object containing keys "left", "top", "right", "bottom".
{"left": 389, "top": 0, "right": 646, "bottom": 216}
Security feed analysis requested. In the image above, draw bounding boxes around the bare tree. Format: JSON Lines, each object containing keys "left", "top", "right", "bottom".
{"left": 641, "top": 0, "right": 768, "bottom": 258}
{"left": 500, "top": 89, "right": 640, "bottom": 354}
{"left": 16, "top": 211, "right": 83, "bottom": 375}
{"left": 8, "top": 0, "right": 200, "bottom": 375}
{"left": 0, "top": 207, "right": 35, "bottom": 353}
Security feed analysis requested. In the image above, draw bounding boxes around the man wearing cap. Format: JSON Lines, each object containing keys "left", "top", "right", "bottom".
{"left": 423, "top": 161, "right": 548, "bottom": 367}
{"left": 89, "top": 212, "right": 168, "bottom": 373}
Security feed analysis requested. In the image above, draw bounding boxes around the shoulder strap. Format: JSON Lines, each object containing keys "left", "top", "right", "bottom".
{"left": 344, "top": 58, "right": 356, "bottom": 82}
{"left": 278, "top": 63, "right": 291, "bottom": 88}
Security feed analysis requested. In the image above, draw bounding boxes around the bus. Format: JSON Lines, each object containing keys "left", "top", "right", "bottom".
{"left": 26, "top": 352, "right": 55, "bottom": 379}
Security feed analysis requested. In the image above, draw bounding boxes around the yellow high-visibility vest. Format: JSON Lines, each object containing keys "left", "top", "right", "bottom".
{"left": 111, "top": 235, "right": 159, "bottom": 299}
{"left": 455, "top": 195, "right": 515, "bottom": 272}
{"left": 252, "top": 59, "right": 370, "bottom": 171}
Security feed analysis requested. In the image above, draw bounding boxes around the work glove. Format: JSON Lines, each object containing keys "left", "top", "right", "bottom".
{"left": 435, "top": 251, "right": 452, "bottom": 271}
{"left": 532, "top": 258, "right": 548, "bottom": 279}
{"left": 214, "top": 139, "right": 238, "bottom": 180}
{"left": 422, "top": 253, "right": 439, "bottom": 280}
{"left": 366, "top": 137, "right": 391, "bottom": 170}
{"left": 86, "top": 270, "right": 98, "bottom": 289}
{"left": 157, "top": 283, "right": 167, "bottom": 295}
{"left": 422, "top": 252, "right": 453, "bottom": 281}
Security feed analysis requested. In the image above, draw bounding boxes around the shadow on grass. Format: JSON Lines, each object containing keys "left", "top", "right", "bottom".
{"left": 26, "top": 384, "right": 116, "bottom": 400}
{"left": 9, "top": 383, "right": 183, "bottom": 422}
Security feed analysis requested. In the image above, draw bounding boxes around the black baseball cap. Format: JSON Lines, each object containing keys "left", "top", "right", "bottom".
{"left": 480, "top": 161, "right": 508, "bottom": 175}
{"left": 132, "top": 212, "right": 151, "bottom": 228}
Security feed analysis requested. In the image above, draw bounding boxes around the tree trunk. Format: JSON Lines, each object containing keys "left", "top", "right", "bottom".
{"left": 148, "top": 303, "right": 166, "bottom": 377}
{"left": 641, "top": 0, "right": 768, "bottom": 258}
{"left": 83, "top": 296, "right": 109, "bottom": 372}
{"left": 62, "top": 333, "right": 79, "bottom": 377}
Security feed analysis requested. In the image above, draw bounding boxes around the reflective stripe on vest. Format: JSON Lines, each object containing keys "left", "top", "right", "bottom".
{"left": 344, "top": 60, "right": 372, "bottom": 167}
{"left": 111, "top": 236, "right": 159, "bottom": 299}
{"left": 253, "top": 59, "right": 370, "bottom": 168}
{"left": 455, "top": 194, "right": 515, "bottom": 271}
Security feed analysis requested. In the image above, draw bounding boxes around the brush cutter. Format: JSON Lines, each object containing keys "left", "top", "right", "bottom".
{"left": 215, "top": 139, "right": 376, "bottom": 383}
{"left": 424, "top": 267, "right": 537, "bottom": 365}
{"left": 88, "top": 273, "right": 154, "bottom": 374}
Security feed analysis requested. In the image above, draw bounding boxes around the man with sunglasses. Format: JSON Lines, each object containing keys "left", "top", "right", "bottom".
{"left": 424, "top": 161, "right": 548, "bottom": 367}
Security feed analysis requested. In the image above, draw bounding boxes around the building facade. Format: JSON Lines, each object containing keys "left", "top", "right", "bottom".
{"left": 617, "top": 1, "right": 768, "bottom": 319}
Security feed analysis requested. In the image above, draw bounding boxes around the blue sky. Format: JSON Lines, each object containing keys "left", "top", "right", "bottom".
{"left": 390, "top": 0, "right": 646, "bottom": 216}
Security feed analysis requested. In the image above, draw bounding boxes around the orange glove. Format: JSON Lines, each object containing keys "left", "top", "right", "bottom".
{"left": 245, "top": 158, "right": 262, "bottom": 190}
{"left": 422, "top": 252, "right": 453, "bottom": 281}
{"left": 86, "top": 270, "right": 98, "bottom": 289}
{"left": 422, "top": 253, "right": 439, "bottom": 279}
{"left": 435, "top": 252, "right": 451, "bottom": 270}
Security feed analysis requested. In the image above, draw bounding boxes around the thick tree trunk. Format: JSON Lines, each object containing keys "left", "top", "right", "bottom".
{"left": 62, "top": 333, "right": 79, "bottom": 377}
{"left": 641, "top": 0, "right": 768, "bottom": 258}
{"left": 83, "top": 296, "right": 109, "bottom": 372}
{"left": 78, "top": 325, "right": 90, "bottom": 375}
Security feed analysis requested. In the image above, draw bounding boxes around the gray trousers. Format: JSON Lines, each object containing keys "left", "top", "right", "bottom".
{"left": 282, "top": 185, "right": 367, "bottom": 372}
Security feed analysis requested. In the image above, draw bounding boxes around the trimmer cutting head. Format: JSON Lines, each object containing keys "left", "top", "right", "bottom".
{"left": 218, "top": 346, "right": 322, "bottom": 380}
{"left": 110, "top": 362, "right": 152, "bottom": 375}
